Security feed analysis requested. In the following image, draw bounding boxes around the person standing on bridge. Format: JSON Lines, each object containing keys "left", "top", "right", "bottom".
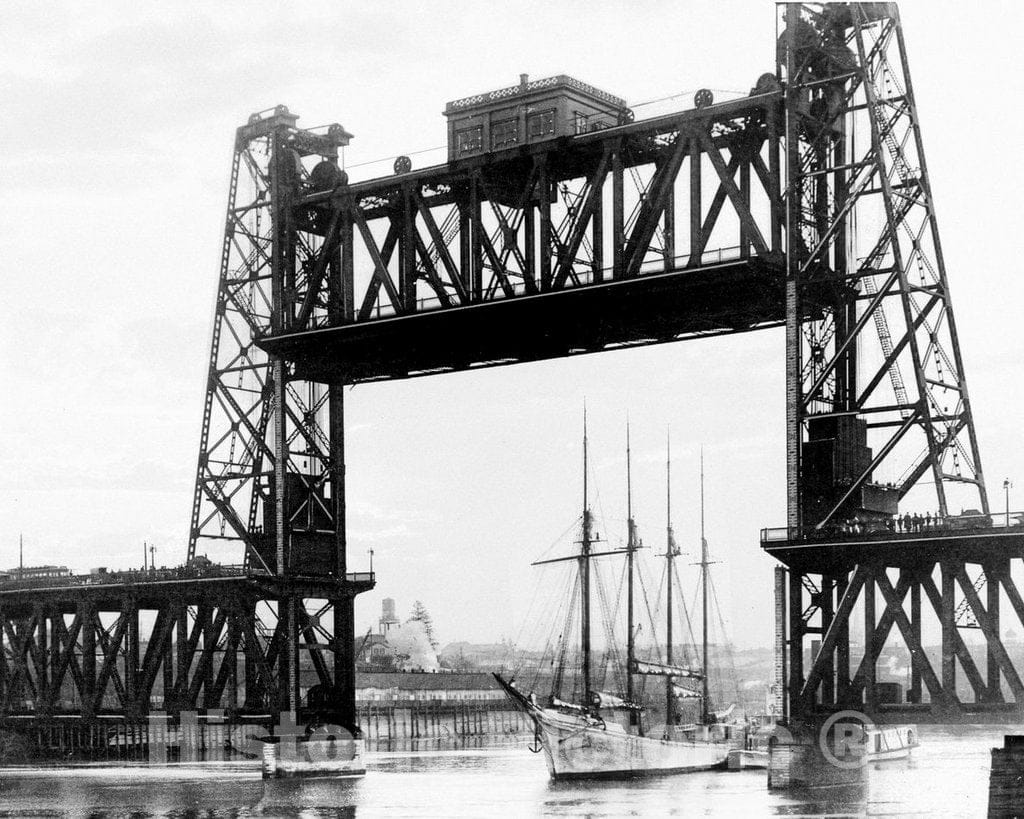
{"left": 902, "top": 513, "right": 911, "bottom": 533}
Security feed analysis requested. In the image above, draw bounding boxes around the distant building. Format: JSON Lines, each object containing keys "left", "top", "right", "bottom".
{"left": 358, "top": 598, "right": 440, "bottom": 672}
{"left": 3, "top": 565, "right": 70, "bottom": 580}
{"left": 356, "top": 632, "right": 395, "bottom": 671}
{"left": 355, "top": 671, "right": 504, "bottom": 703}
{"left": 438, "top": 641, "right": 511, "bottom": 671}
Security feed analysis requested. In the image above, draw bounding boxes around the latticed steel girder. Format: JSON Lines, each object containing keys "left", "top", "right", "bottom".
{"left": 770, "top": 0, "right": 1000, "bottom": 727}
{"left": 188, "top": 107, "right": 354, "bottom": 580}
{"left": 783, "top": 553, "right": 1024, "bottom": 725}
{"left": 0, "top": 576, "right": 362, "bottom": 726}
{"left": 780, "top": 1, "right": 987, "bottom": 536}
{"left": 257, "top": 93, "right": 792, "bottom": 382}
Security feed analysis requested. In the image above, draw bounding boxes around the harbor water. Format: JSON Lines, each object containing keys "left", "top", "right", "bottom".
{"left": 0, "top": 725, "right": 1003, "bottom": 816}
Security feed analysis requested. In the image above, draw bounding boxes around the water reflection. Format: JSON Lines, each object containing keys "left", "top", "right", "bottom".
{"left": 257, "top": 778, "right": 359, "bottom": 817}
{"left": 0, "top": 726, "right": 1003, "bottom": 817}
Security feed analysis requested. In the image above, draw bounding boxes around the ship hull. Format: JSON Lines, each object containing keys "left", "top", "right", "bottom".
{"left": 491, "top": 673, "right": 734, "bottom": 781}
{"left": 496, "top": 675, "right": 732, "bottom": 780}
{"left": 535, "top": 708, "right": 730, "bottom": 780}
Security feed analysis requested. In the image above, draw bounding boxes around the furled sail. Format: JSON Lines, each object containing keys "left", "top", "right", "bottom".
{"left": 592, "top": 691, "right": 642, "bottom": 710}
{"left": 630, "top": 659, "right": 703, "bottom": 679}
{"left": 550, "top": 697, "right": 589, "bottom": 714}
{"left": 672, "top": 684, "right": 702, "bottom": 699}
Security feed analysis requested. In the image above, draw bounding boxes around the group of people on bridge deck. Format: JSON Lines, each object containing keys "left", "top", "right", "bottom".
{"left": 895, "top": 512, "right": 943, "bottom": 533}
{"left": 835, "top": 511, "right": 948, "bottom": 536}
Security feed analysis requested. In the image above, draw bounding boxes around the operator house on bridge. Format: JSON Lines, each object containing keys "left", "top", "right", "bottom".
{"left": 443, "top": 74, "right": 629, "bottom": 161}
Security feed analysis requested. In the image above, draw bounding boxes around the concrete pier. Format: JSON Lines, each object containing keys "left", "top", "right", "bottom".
{"left": 767, "top": 729, "right": 867, "bottom": 790}
{"left": 988, "top": 735, "right": 1024, "bottom": 817}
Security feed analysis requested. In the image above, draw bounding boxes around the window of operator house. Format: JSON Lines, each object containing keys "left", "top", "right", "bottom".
{"left": 491, "top": 118, "right": 519, "bottom": 149}
{"left": 527, "top": 109, "right": 556, "bottom": 139}
{"left": 456, "top": 125, "right": 483, "bottom": 155}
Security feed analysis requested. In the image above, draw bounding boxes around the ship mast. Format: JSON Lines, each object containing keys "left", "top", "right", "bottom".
{"left": 626, "top": 423, "right": 637, "bottom": 727}
{"left": 580, "top": 409, "right": 592, "bottom": 704}
{"left": 700, "top": 448, "right": 710, "bottom": 724}
{"left": 665, "top": 432, "right": 676, "bottom": 731}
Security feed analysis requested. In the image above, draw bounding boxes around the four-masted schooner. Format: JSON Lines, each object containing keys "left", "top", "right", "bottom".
{"left": 495, "top": 418, "right": 740, "bottom": 780}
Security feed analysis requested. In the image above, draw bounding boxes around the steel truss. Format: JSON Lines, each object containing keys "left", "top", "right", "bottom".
{"left": 784, "top": 557, "right": 1024, "bottom": 723}
{"left": 175, "top": 3, "right": 1013, "bottom": 731}
{"left": 781, "top": 2, "right": 987, "bottom": 532}
{"left": 257, "top": 91, "right": 791, "bottom": 382}
{"left": 774, "top": 2, "right": 1020, "bottom": 725}
{"left": 290, "top": 96, "right": 783, "bottom": 326}
{"left": 188, "top": 108, "right": 353, "bottom": 583}
{"left": 0, "top": 576, "right": 362, "bottom": 726}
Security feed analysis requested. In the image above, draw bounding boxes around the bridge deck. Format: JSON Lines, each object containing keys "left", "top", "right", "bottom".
{"left": 762, "top": 524, "right": 1024, "bottom": 571}
{"left": 261, "top": 255, "right": 790, "bottom": 383}
{"left": 0, "top": 570, "right": 375, "bottom": 614}
{"left": 806, "top": 701, "right": 1024, "bottom": 726}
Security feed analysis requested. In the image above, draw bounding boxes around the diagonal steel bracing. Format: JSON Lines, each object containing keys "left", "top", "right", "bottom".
{"left": 0, "top": 580, "right": 363, "bottom": 725}
{"left": 772, "top": 2, "right": 1017, "bottom": 728}
{"left": 782, "top": 2, "right": 986, "bottom": 534}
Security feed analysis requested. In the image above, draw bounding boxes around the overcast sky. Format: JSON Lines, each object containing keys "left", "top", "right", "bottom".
{"left": 2, "top": 1, "right": 1021, "bottom": 650}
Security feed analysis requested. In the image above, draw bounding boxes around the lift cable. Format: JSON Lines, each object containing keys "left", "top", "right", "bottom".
{"left": 336, "top": 88, "right": 749, "bottom": 173}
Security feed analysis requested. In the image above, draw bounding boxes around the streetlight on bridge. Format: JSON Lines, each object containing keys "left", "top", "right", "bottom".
{"left": 1004, "top": 478, "right": 1013, "bottom": 528}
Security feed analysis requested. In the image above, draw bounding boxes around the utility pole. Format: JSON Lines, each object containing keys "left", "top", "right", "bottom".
{"left": 1005, "top": 479, "right": 1013, "bottom": 528}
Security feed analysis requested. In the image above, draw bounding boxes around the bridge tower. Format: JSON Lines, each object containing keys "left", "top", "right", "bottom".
{"left": 188, "top": 107, "right": 366, "bottom": 724}
{"left": 767, "top": 2, "right": 1024, "bottom": 725}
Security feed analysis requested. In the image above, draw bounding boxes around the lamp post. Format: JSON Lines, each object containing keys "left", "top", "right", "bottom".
{"left": 1005, "top": 479, "right": 1013, "bottom": 528}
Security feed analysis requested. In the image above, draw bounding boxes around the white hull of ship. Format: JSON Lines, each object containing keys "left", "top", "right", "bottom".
{"left": 865, "top": 726, "right": 918, "bottom": 762}
{"left": 533, "top": 708, "right": 731, "bottom": 780}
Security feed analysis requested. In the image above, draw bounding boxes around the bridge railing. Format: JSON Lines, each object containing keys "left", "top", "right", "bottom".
{"left": 0, "top": 565, "right": 376, "bottom": 591}
{"left": 337, "top": 244, "right": 752, "bottom": 324}
{"left": 761, "top": 511, "right": 1024, "bottom": 544}
{"left": 0, "top": 564, "right": 250, "bottom": 591}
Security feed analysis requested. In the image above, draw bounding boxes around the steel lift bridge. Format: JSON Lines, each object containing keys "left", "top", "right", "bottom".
{"left": 1, "top": 2, "right": 1021, "bottom": 756}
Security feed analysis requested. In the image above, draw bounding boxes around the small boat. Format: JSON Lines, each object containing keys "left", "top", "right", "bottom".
{"left": 864, "top": 725, "right": 919, "bottom": 761}
{"left": 726, "top": 717, "right": 774, "bottom": 770}
{"left": 727, "top": 748, "right": 769, "bottom": 770}
{"left": 496, "top": 420, "right": 740, "bottom": 780}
